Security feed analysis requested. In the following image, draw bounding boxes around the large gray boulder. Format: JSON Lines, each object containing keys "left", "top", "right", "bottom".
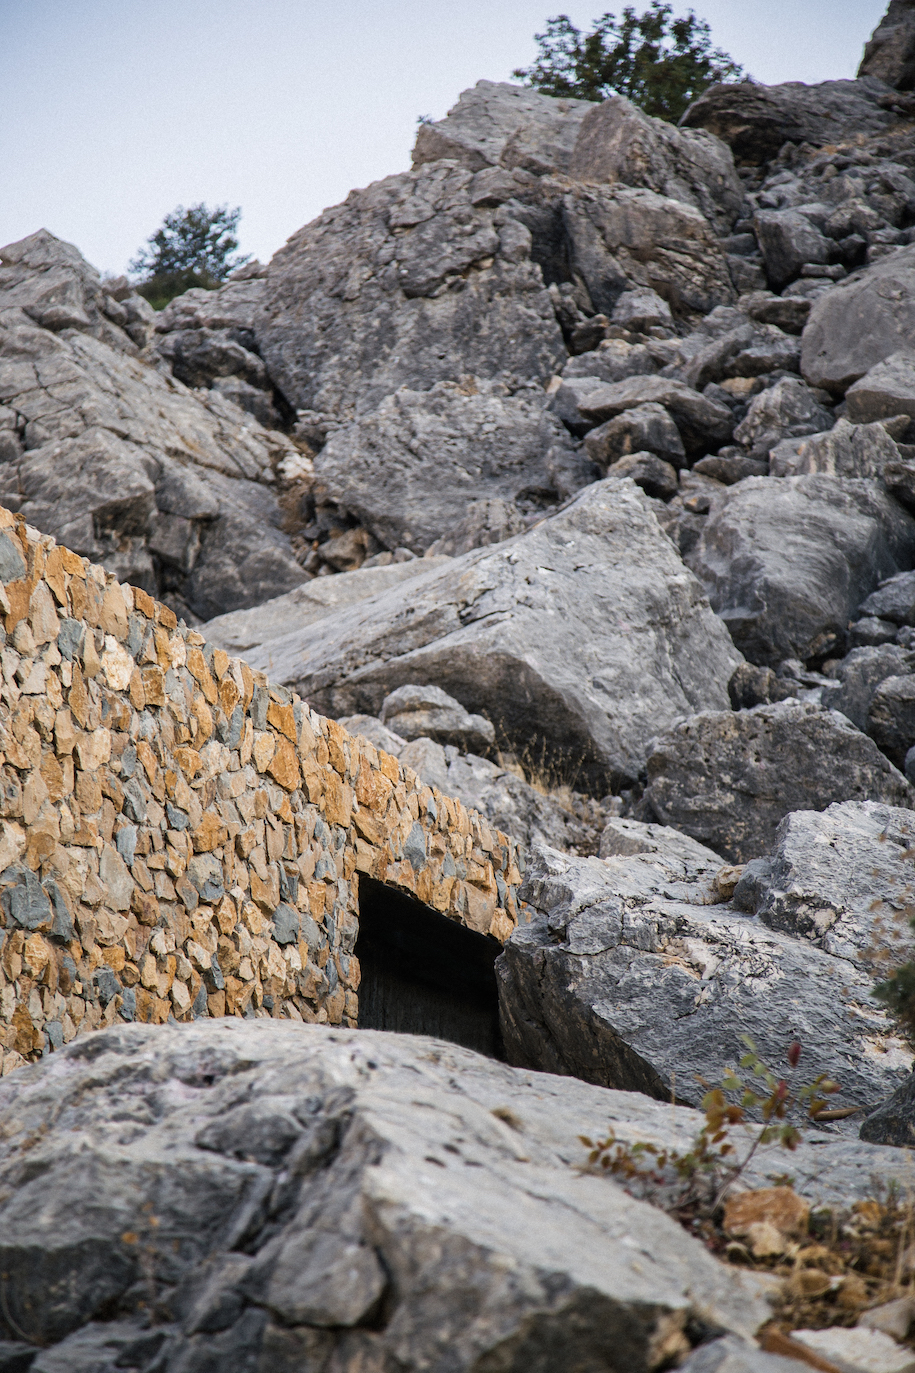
{"left": 561, "top": 184, "right": 736, "bottom": 319}
{"left": 830, "top": 643, "right": 915, "bottom": 732}
{"left": 846, "top": 350, "right": 915, "bottom": 424}
{"left": 0, "top": 1020, "right": 779, "bottom": 1366}
{"left": 745, "top": 799, "right": 915, "bottom": 967}
{"left": 732, "top": 378, "right": 833, "bottom": 457}
{"left": 681, "top": 77, "right": 901, "bottom": 164}
{"left": 642, "top": 700, "right": 914, "bottom": 861}
{"left": 397, "top": 736, "right": 601, "bottom": 854}
{"left": 496, "top": 838, "right": 912, "bottom": 1121}
{"left": 859, "top": 0, "right": 915, "bottom": 89}
{"left": 256, "top": 160, "right": 566, "bottom": 424}
{"left": 0, "top": 233, "right": 308, "bottom": 620}
{"left": 201, "top": 556, "right": 451, "bottom": 657}
{"left": 687, "top": 475, "right": 915, "bottom": 665}
{"left": 411, "top": 79, "right": 593, "bottom": 175}
{"left": 568, "top": 94, "right": 742, "bottom": 231}
{"left": 152, "top": 262, "right": 280, "bottom": 425}
{"left": 0, "top": 227, "right": 154, "bottom": 349}
{"left": 576, "top": 374, "right": 734, "bottom": 454}
{"left": 311, "top": 380, "right": 585, "bottom": 553}
{"left": 801, "top": 245, "right": 915, "bottom": 394}
{"left": 242, "top": 479, "right": 742, "bottom": 794}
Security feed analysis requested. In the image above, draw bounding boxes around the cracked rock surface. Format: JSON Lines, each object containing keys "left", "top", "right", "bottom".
{"left": 0, "top": 1019, "right": 781, "bottom": 1370}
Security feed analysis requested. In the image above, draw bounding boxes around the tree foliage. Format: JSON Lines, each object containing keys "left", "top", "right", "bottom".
{"left": 130, "top": 203, "right": 249, "bottom": 310}
{"left": 513, "top": 4, "right": 745, "bottom": 124}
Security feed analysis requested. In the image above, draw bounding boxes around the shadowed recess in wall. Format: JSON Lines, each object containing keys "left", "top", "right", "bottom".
{"left": 355, "top": 877, "right": 504, "bottom": 1058}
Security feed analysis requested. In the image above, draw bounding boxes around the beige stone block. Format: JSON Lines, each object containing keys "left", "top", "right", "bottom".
{"left": 101, "top": 636, "right": 133, "bottom": 692}
{"left": 186, "top": 647, "right": 217, "bottom": 704}
{"left": 267, "top": 736, "right": 300, "bottom": 792}
{"left": 29, "top": 581, "right": 59, "bottom": 645}
{"left": 99, "top": 583, "right": 128, "bottom": 639}
{"left": 253, "top": 731, "right": 275, "bottom": 772}
{"left": 74, "top": 727, "right": 111, "bottom": 771}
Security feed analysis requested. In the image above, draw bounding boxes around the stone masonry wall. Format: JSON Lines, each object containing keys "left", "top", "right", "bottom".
{"left": 0, "top": 510, "right": 524, "bottom": 1074}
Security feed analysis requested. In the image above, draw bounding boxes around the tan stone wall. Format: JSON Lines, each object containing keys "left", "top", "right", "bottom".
{"left": 0, "top": 511, "right": 524, "bottom": 1073}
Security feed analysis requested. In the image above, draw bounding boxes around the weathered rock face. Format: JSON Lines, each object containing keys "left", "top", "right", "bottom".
{"left": 380, "top": 683, "right": 495, "bottom": 753}
{"left": 152, "top": 262, "right": 283, "bottom": 427}
{"left": 240, "top": 479, "right": 742, "bottom": 794}
{"left": 687, "top": 475, "right": 915, "bottom": 665}
{"left": 681, "top": 78, "right": 901, "bottom": 165}
{"left": 642, "top": 701, "right": 914, "bottom": 861}
{"left": 830, "top": 642, "right": 915, "bottom": 732}
{"left": 411, "top": 79, "right": 593, "bottom": 175}
{"left": 0, "top": 228, "right": 155, "bottom": 349}
{"left": 496, "top": 839, "right": 911, "bottom": 1121}
{"left": 801, "top": 246, "right": 915, "bottom": 394}
{"left": 311, "top": 380, "right": 586, "bottom": 553}
{"left": 425, "top": 497, "right": 527, "bottom": 556}
{"left": 744, "top": 800, "right": 915, "bottom": 968}
{"left": 568, "top": 94, "right": 742, "bottom": 231}
{"left": 0, "top": 1020, "right": 778, "bottom": 1367}
{"left": 398, "top": 736, "right": 601, "bottom": 854}
{"left": 860, "top": 1070, "right": 915, "bottom": 1145}
{"left": 0, "top": 233, "right": 309, "bottom": 622}
{"left": 859, "top": 0, "right": 915, "bottom": 90}
{"left": 561, "top": 184, "right": 736, "bottom": 318}
{"left": 256, "top": 160, "right": 567, "bottom": 425}
{"left": 200, "top": 556, "right": 450, "bottom": 658}
{"left": 846, "top": 350, "right": 915, "bottom": 423}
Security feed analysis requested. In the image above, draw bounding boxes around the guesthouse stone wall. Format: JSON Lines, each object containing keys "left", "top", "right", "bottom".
{"left": 0, "top": 510, "right": 524, "bottom": 1073}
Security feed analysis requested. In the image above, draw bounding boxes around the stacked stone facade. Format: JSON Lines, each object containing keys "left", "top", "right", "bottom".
{"left": 0, "top": 510, "right": 524, "bottom": 1074}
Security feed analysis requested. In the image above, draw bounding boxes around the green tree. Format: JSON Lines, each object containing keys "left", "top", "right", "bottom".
{"left": 130, "top": 203, "right": 249, "bottom": 310}
{"left": 513, "top": 4, "right": 745, "bottom": 124}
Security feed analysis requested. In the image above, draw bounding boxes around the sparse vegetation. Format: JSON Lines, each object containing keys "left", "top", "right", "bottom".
{"left": 130, "top": 202, "right": 249, "bottom": 310}
{"left": 513, "top": 3, "right": 745, "bottom": 123}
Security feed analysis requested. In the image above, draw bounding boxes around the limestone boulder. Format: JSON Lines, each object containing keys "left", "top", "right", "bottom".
{"left": 200, "top": 557, "right": 450, "bottom": 658}
{"left": 411, "top": 79, "right": 592, "bottom": 175}
{"left": 241, "top": 478, "right": 742, "bottom": 794}
{"left": 681, "top": 78, "right": 901, "bottom": 164}
{"left": 742, "top": 799, "right": 915, "bottom": 968}
{"left": 397, "top": 736, "right": 600, "bottom": 854}
{"left": 425, "top": 498, "right": 526, "bottom": 556}
{"left": 0, "top": 235, "right": 308, "bottom": 621}
{"left": 642, "top": 700, "right": 914, "bottom": 861}
{"left": 380, "top": 684, "right": 495, "bottom": 753}
{"left": 830, "top": 643, "right": 915, "bottom": 732}
{"left": 311, "top": 381, "right": 586, "bottom": 553}
{"left": 496, "top": 839, "right": 911, "bottom": 1120}
{"left": 687, "top": 475, "right": 915, "bottom": 665}
{"left": 0, "top": 1019, "right": 779, "bottom": 1366}
{"left": 846, "top": 350, "right": 915, "bottom": 424}
{"left": 858, "top": 0, "right": 915, "bottom": 89}
{"left": 568, "top": 94, "right": 742, "bottom": 232}
{"left": 801, "top": 244, "right": 915, "bottom": 394}
{"left": 256, "top": 160, "right": 566, "bottom": 424}
{"left": 561, "top": 184, "right": 736, "bottom": 319}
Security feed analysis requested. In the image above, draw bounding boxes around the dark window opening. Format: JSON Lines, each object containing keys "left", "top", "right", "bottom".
{"left": 355, "top": 877, "right": 504, "bottom": 1059}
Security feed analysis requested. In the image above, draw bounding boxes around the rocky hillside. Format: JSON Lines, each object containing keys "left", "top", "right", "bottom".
{"left": 9, "top": 3, "right": 915, "bottom": 1366}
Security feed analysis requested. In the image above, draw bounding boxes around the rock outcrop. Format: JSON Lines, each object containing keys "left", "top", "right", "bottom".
{"left": 496, "top": 836, "right": 911, "bottom": 1118}
{"left": 681, "top": 78, "right": 903, "bottom": 164}
{"left": 239, "top": 479, "right": 742, "bottom": 794}
{"left": 801, "top": 246, "right": 915, "bottom": 394}
{"left": 688, "top": 475, "right": 915, "bottom": 665}
{"left": 859, "top": 0, "right": 915, "bottom": 89}
{"left": 0, "top": 232, "right": 309, "bottom": 622}
{"left": 642, "top": 701, "right": 914, "bottom": 860}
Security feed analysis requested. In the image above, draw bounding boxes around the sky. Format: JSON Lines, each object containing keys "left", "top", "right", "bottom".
{"left": 0, "top": 0, "right": 890, "bottom": 278}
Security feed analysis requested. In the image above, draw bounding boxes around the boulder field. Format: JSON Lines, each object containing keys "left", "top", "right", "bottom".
{"left": 8, "top": 2, "right": 915, "bottom": 1365}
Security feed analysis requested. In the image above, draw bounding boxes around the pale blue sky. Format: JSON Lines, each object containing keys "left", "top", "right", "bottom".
{"left": 0, "top": 0, "right": 889, "bottom": 277}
